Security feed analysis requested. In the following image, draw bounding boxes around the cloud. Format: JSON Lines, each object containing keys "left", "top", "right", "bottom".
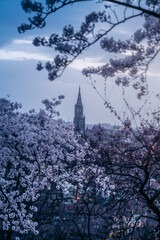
{"left": 113, "top": 29, "right": 132, "bottom": 35}
{"left": 69, "top": 57, "right": 105, "bottom": 70}
{"left": 0, "top": 49, "right": 52, "bottom": 61}
{"left": 13, "top": 39, "right": 33, "bottom": 44}
{"left": 148, "top": 71, "right": 160, "bottom": 78}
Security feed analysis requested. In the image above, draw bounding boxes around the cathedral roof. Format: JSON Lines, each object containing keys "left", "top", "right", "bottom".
{"left": 77, "top": 86, "right": 82, "bottom": 105}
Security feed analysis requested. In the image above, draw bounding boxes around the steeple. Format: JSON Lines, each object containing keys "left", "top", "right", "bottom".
{"left": 74, "top": 87, "right": 85, "bottom": 134}
{"left": 77, "top": 87, "right": 82, "bottom": 105}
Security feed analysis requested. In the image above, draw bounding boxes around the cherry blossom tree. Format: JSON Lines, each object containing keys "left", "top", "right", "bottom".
{"left": 1, "top": 96, "right": 159, "bottom": 239}
{"left": 19, "top": 0, "right": 160, "bottom": 98}
{"left": 18, "top": 112, "right": 160, "bottom": 240}
{"left": 0, "top": 97, "right": 95, "bottom": 240}
{"left": 5, "top": 1, "right": 160, "bottom": 238}
{"left": 86, "top": 111, "right": 160, "bottom": 239}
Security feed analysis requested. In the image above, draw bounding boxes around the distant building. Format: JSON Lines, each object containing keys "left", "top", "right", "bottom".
{"left": 124, "top": 118, "right": 131, "bottom": 129}
{"left": 74, "top": 87, "right": 85, "bottom": 133}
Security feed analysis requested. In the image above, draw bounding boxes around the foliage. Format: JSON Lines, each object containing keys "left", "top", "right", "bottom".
{"left": 0, "top": 97, "right": 94, "bottom": 239}
{"left": 0, "top": 98, "right": 160, "bottom": 239}
{"left": 85, "top": 116, "right": 160, "bottom": 239}
{"left": 19, "top": 0, "right": 160, "bottom": 98}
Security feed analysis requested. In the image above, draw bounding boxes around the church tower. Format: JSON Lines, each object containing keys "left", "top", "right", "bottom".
{"left": 74, "top": 87, "right": 85, "bottom": 133}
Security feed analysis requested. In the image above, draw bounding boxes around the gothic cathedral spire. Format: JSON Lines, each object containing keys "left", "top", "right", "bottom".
{"left": 74, "top": 87, "right": 85, "bottom": 133}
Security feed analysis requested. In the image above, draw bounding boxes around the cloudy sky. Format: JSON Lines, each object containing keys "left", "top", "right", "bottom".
{"left": 0, "top": 0, "right": 160, "bottom": 125}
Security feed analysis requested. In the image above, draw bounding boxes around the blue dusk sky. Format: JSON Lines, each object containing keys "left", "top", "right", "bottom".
{"left": 0, "top": 0, "right": 160, "bottom": 125}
